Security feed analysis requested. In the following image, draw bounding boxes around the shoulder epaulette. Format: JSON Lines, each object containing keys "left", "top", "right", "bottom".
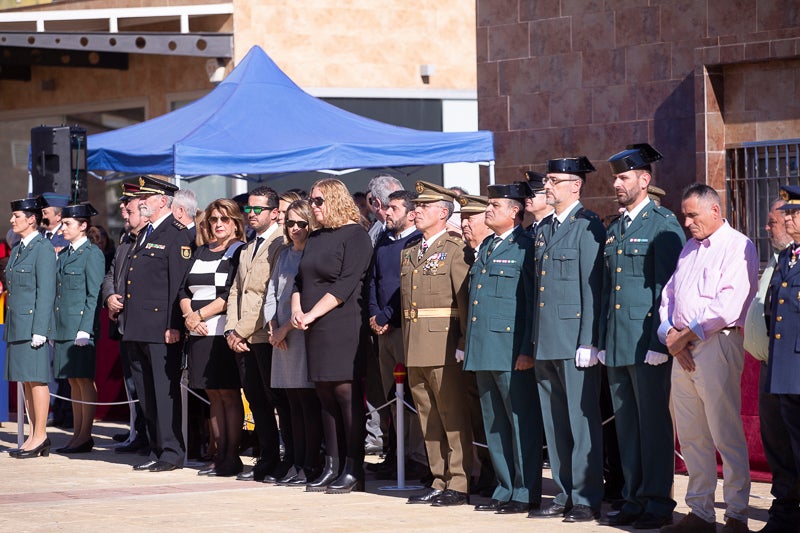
{"left": 652, "top": 204, "right": 677, "bottom": 218}
{"left": 576, "top": 207, "right": 600, "bottom": 220}
{"left": 172, "top": 220, "right": 186, "bottom": 230}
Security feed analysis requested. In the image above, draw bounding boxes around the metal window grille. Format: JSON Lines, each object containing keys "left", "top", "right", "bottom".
{"left": 726, "top": 140, "right": 800, "bottom": 262}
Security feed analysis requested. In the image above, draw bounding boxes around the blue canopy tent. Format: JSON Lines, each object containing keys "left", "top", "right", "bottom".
{"left": 87, "top": 46, "right": 494, "bottom": 178}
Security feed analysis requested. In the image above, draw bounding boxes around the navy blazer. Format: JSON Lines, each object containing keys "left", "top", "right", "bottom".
{"left": 368, "top": 228, "right": 422, "bottom": 328}
{"left": 766, "top": 245, "right": 800, "bottom": 394}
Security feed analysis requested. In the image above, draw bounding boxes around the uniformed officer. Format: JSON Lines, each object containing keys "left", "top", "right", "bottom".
{"left": 523, "top": 171, "right": 554, "bottom": 236}
{"left": 50, "top": 202, "right": 106, "bottom": 454}
{"left": 123, "top": 176, "right": 194, "bottom": 472}
{"left": 464, "top": 182, "right": 543, "bottom": 515}
{"left": 596, "top": 144, "right": 685, "bottom": 529}
{"left": 528, "top": 156, "right": 606, "bottom": 522}
{"left": 764, "top": 185, "right": 800, "bottom": 533}
{"left": 5, "top": 196, "right": 56, "bottom": 458}
{"left": 402, "top": 181, "right": 473, "bottom": 507}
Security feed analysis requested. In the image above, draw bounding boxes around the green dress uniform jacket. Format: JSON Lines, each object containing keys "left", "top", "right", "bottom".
{"left": 531, "top": 202, "right": 606, "bottom": 510}
{"left": 597, "top": 201, "right": 684, "bottom": 519}
{"left": 464, "top": 226, "right": 543, "bottom": 506}
{"left": 598, "top": 203, "right": 685, "bottom": 365}
{"left": 50, "top": 241, "right": 106, "bottom": 341}
{"left": 4, "top": 234, "right": 56, "bottom": 342}
{"left": 3, "top": 234, "right": 56, "bottom": 383}
{"left": 532, "top": 203, "right": 605, "bottom": 358}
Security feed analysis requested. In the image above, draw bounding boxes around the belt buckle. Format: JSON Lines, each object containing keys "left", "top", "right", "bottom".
{"left": 408, "top": 308, "right": 418, "bottom": 319}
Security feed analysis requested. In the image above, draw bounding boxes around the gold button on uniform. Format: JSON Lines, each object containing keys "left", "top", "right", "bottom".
{"left": 617, "top": 250, "right": 622, "bottom": 255}
{"left": 616, "top": 267, "right": 621, "bottom": 272}
{"left": 539, "top": 302, "right": 544, "bottom": 307}
{"left": 476, "top": 284, "right": 482, "bottom": 289}
{"left": 777, "top": 316, "right": 783, "bottom": 322}
{"left": 615, "top": 285, "right": 620, "bottom": 291}
{"left": 776, "top": 333, "right": 782, "bottom": 339}
{"left": 481, "top": 269, "right": 486, "bottom": 274}
{"left": 540, "top": 286, "right": 545, "bottom": 292}
{"left": 505, "top": 326, "right": 511, "bottom": 332}
{"left": 779, "top": 298, "right": 785, "bottom": 304}
{"left": 541, "top": 270, "right": 546, "bottom": 276}
{"left": 472, "top": 316, "right": 476, "bottom": 322}
{"left": 615, "top": 304, "right": 621, "bottom": 309}
{"left": 782, "top": 282, "right": 788, "bottom": 287}
{"left": 473, "top": 300, "right": 478, "bottom": 305}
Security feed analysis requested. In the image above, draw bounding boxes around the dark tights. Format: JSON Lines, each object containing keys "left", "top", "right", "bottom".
{"left": 314, "top": 380, "right": 365, "bottom": 462}
{"left": 285, "top": 388, "right": 323, "bottom": 470}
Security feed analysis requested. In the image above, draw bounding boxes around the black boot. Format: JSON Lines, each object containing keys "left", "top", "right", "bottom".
{"left": 325, "top": 458, "right": 365, "bottom": 494}
{"left": 305, "top": 456, "right": 339, "bottom": 492}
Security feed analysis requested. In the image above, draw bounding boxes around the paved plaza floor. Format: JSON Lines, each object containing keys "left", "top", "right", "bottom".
{"left": 0, "top": 420, "right": 773, "bottom": 532}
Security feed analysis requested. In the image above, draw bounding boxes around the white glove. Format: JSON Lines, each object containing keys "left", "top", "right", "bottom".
{"left": 455, "top": 349, "right": 465, "bottom": 363}
{"left": 597, "top": 350, "right": 606, "bottom": 365}
{"left": 644, "top": 350, "right": 669, "bottom": 366}
{"left": 74, "top": 331, "right": 91, "bottom": 347}
{"left": 575, "top": 345, "right": 599, "bottom": 368}
{"left": 31, "top": 334, "right": 47, "bottom": 348}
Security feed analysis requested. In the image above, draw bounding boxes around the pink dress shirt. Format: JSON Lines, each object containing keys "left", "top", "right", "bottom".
{"left": 658, "top": 221, "right": 758, "bottom": 342}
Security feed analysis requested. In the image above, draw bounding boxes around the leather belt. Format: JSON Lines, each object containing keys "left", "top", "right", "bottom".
{"left": 403, "top": 307, "right": 459, "bottom": 320}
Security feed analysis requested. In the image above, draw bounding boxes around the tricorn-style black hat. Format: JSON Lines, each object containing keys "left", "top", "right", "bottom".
{"left": 524, "top": 171, "right": 546, "bottom": 195}
{"left": 487, "top": 183, "right": 528, "bottom": 201}
{"left": 136, "top": 176, "right": 179, "bottom": 197}
{"left": 10, "top": 197, "right": 44, "bottom": 212}
{"left": 608, "top": 143, "right": 663, "bottom": 174}
{"left": 39, "top": 192, "right": 70, "bottom": 208}
{"left": 62, "top": 203, "right": 99, "bottom": 219}
{"left": 546, "top": 156, "right": 596, "bottom": 176}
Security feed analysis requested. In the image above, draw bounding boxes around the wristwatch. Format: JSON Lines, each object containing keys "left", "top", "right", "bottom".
{"left": 224, "top": 329, "right": 234, "bottom": 338}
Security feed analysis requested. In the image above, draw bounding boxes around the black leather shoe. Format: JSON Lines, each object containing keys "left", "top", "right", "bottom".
{"left": 133, "top": 460, "right": 158, "bottom": 471}
{"left": 431, "top": 489, "right": 469, "bottom": 507}
{"left": 14, "top": 438, "right": 51, "bottom": 459}
{"left": 251, "top": 459, "right": 274, "bottom": 482}
{"left": 529, "top": 502, "right": 570, "bottom": 518}
{"left": 58, "top": 438, "right": 94, "bottom": 454}
{"left": 197, "top": 464, "right": 216, "bottom": 476}
{"left": 115, "top": 439, "right": 148, "bottom": 454}
{"left": 149, "top": 461, "right": 180, "bottom": 472}
{"left": 474, "top": 499, "right": 502, "bottom": 511}
{"left": 599, "top": 510, "right": 642, "bottom": 526}
{"left": 236, "top": 469, "right": 255, "bottom": 481}
{"left": 563, "top": 504, "right": 599, "bottom": 523}
{"left": 496, "top": 501, "right": 530, "bottom": 514}
{"left": 407, "top": 488, "right": 443, "bottom": 504}
{"left": 632, "top": 512, "right": 672, "bottom": 529}
{"left": 325, "top": 458, "right": 365, "bottom": 494}
{"left": 112, "top": 432, "right": 130, "bottom": 443}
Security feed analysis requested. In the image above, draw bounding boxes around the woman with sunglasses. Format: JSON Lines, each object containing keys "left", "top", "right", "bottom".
{"left": 179, "top": 199, "right": 246, "bottom": 476}
{"left": 52, "top": 203, "right": 106, "bottom": 454}
{"left": 291, "top": 178, "right": 373, "bottom": 494}
{"left": 264, "top": 200, "right": 323, "bottom": 486}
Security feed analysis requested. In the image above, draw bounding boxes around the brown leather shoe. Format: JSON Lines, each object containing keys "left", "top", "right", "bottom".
{"left": 661, "top": 513, "right": 716, "bottom": 533}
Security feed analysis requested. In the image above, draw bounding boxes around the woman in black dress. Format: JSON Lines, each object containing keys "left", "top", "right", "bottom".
{"left": 179, "top": 199, "right": 246, "bottom": 476}
{"left": 291, "top": 178, "right": 373, "bottom": 493}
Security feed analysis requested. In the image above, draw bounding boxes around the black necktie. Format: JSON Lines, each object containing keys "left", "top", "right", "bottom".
{"left": 252, "top": 236, "right": 264, "bottom": 258}
{"left": 486, "top": 236, "right": 502, "bottom": 256}
{"left": 551, "top": 219, "right": 561, "bottom": 238}
{"left": 68, "top": 247, "right": 74, "bottom": 256}
{"left": 621, "top": 214, "right": 631, "bottom": 236}
{"left": 45, "top": 231, "right": 53, "bottom": 240}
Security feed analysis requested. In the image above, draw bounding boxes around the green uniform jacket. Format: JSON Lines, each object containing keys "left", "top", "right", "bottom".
{"left": 3, "top": 234, "right": 56, "bottom": 342}
{"left": 50, "top": 241, "right": 106, "bottom": 341}
{"left": 598, "top": 203, "right": 685, "bottom": 366}
{"left": 532, "top": 203, "right": 605, "bottom": 360}
{"left": 464, "top": 226, "right": 535, "bottom": 371}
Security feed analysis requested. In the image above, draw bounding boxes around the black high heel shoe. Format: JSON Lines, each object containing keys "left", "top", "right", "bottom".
{"left": 58, "top": 438, "right": 94, "bottom": 454}
{"left": 14, "top": 438, "right": 51, "bottom": 459}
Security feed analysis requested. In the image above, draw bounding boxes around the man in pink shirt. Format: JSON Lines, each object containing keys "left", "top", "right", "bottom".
{"left": 658, "top": 183, "right": 758, "bottom": 533}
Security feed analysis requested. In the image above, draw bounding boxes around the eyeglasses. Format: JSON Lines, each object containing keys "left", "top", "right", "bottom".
{"left": 541, "top": 177, "right": 580, "bottom": 186}
{"left": 309, "top": 196, "right": 325, "bottom": 207}
{"left": 243, "top": 205, "right": 275, "bottom": 215}
{"left": 285, "top": 220, "right": 309, "bottom": 229}
{"left": 208, "top": 216, "right": 232, "bottom": 224}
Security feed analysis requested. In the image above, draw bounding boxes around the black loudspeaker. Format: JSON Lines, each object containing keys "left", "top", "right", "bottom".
{"left": 30, "top": 125, "right": 88, "bottom": 203}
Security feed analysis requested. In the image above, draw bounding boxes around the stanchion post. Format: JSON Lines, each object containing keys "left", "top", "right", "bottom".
{"left": 394, "top": 363, "right": 406, "bottom": 489}
{"left": 181, "top": 370, "right": 188, "bottom": 467}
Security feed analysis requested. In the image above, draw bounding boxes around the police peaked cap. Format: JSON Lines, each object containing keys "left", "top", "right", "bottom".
{"left": 62, "top": 203, "right": 99, "bottom": 219}
{"left": 608, "top": 143, "right": 663, "bottom": 174}
{"left": 546, "top": 156, "right": 596, "bottom": 176}
{"left": 778, "top": 186, "right": 800, "bottom": 210}
{"left": 137, "top": 176, "right": 179, "bottom": 197}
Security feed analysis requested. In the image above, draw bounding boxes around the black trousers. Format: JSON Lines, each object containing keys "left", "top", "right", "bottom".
{"left": 126, "top": 341, "right": 184, "bottom": 465}
{"left": 119, "top": 341, "right": 148, "bottom": 441}
{"left": 238, "top": 343, "right": 293, "bottom": 468}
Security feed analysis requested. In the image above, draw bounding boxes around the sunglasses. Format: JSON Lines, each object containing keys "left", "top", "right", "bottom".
{"left": 243, "top": 205, "right": 276, "bottom": 215}
{"left": 309, "top": 196, "right": 325, "bottom": 207}
{"left": 285, "top": 220, "right": 309, "bottom": 229}
{"left": 208, "top": 216, "right": 232, "bottom": 224}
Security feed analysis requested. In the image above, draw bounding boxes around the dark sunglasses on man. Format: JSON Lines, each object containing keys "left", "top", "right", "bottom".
{"left": 243, "top": 205, "right": 276, "bottom": 215}
{"left": 309, "top": 196, "right": 325, "bottom": 207}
